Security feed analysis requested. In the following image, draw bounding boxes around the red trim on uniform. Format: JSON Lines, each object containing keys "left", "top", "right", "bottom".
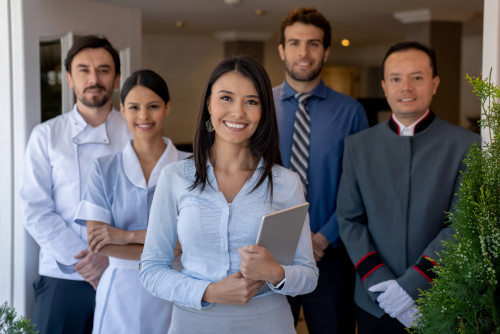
{"left": 413, "top": 265, "right": 433, "bottom": 283}
{"left": 355, "top": 251, "right": 377, "bottom": 269}
{"left": 391, "top": 114, "right": 401, "bottom": 135}
{"left": 415, "top": 109, "right": 431, "bottom": 127}
{"left": 423, "top": 255, "right": 437, "bottom": 266}
{"left": 361, "top": 263, "right": 385, "bottom": 282}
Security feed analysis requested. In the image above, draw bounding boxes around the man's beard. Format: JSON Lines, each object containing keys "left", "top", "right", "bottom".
{"left": 284, "top": 59, "right": 324, "bottom": 82}
{"left": 78, "top": 85, "right": 112, "bottom": 108}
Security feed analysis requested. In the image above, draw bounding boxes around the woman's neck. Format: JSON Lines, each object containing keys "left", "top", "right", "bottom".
{"left": 209, "top": 141, "right": 258, "bottom": 203}
{"left": 209, "top": 141, "right": 257, "bottom": 172}
{"left": 132, "top": 135, "right": 167, "bottom": 183}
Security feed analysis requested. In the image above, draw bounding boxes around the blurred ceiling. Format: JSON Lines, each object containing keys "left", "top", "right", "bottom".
{"left": 94, "top": 0, "right": 484, "bottom": 45}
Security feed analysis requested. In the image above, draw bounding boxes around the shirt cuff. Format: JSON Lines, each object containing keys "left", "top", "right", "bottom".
{"left": 267, "top": 269, "right": 286, "bottom": 291}
{"left": 57, "top": 261, "right": 77, "bottom": 274}
{"left": 74, "top": 200, "right": 111, "bottom": 226}
{"left": 268, "top": 277, "right": 286, "bottom": 290}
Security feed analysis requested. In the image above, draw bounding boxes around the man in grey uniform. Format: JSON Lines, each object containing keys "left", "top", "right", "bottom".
{"left": 337, "top": 41, "right": 480, "bottom": 333}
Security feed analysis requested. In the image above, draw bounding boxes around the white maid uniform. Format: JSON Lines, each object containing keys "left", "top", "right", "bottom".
{"left": 75, "top": 138, "right": 189, "bottom": 334}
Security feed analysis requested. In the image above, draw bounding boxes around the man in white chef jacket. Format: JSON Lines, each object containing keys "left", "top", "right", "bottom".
{"left": 20, "top": 35, "right": 130, "bottom": 334}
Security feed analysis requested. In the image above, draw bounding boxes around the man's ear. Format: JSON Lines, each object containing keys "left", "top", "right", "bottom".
{"left": 66, "top": 71, "right": 74, "bottom": 90}
{"left": 113, "top": 73, "right": 121, "bottom": 90}
{"left": 323, "top": 46, "right": 330, "bottom": 63}
{"left": 278, "top": 44, "right": 285, "bottom": 61}
{"left": 432, "top": 76, "right": 440, "bottom": 95}
{"left": 164, "top": 101, "right": 171, "bottom": 118}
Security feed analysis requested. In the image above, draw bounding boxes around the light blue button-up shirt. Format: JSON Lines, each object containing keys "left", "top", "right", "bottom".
{"left": 140, "top": 158, "right": 318, "bottom": 310}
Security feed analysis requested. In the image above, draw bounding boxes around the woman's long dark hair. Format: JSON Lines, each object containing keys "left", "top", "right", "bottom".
{"left": 190, "top": 55, "right": 282, "bottom": 197}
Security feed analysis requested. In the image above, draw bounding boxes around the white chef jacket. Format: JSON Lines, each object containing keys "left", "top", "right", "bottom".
{"left": 20, "top": 104, "right": 131, "bottom": 280}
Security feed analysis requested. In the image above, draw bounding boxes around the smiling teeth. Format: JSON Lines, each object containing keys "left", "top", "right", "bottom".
{"left": 225, "top": 122, "right": 245, "bottom": 129}
{"left": 137, "top": 124, "right": 153, "bottom": 128}
{"left": 400, "top": 98, "right": 415, "bottom": 102}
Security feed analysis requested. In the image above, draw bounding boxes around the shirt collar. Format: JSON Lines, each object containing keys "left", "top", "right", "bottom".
{"left": 123, "top": 137, "right": 180, "bottom": 191}
{"left": 203, "top": 156, "right": 266, "bottom": 203}
{"left": 389, "top": 110, "right": 435, "bottom": 136}
{"left": 206, "top": 156, "right": 265, "bottom": 169}
{"left": 205, "top": 156, "right": 265, "bottom": 186}
{"left": 280, "top": 79, "right": 328, "bottom": 101}
{"left": 70, "top": 104, "right": 117, "bottom": 145}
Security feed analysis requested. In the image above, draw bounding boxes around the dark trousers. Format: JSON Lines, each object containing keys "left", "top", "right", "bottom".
{"left": 355, "top": 304, "right": 408, "bottom": 334}
{"left": 288, "top": 242, "right": 356, "bottom": 334}
{"left": 31, "top": 276, "right": 95, "bottom": 334}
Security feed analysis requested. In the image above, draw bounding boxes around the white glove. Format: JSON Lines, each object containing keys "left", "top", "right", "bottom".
{"left": 397, "top": 306, "right": 419, "bottom": 328}
{"left": 368, "top": 280, "right": 414, "bottom": 318}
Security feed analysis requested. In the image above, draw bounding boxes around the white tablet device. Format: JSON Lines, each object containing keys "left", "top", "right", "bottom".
{"left": 255, "top": 202, "right": 309, "bottom": 265}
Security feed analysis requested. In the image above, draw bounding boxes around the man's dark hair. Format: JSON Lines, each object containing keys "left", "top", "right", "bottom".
{"left": 279, "top": 7, "right": 331, "bottom": 50}
{"left": 382, "top": 41, "right": 438, "bottom": 78}
{"left": 64, "top": 35, "right": 120, "bottom": 75}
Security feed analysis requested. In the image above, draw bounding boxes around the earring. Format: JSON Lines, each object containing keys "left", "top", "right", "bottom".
{"left": 205, "top": 116, "right": 215, "bottom": 132}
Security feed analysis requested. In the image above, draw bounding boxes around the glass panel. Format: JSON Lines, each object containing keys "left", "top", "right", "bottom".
{"left": 40, "top": 40, "right": 62, "bottom": 122}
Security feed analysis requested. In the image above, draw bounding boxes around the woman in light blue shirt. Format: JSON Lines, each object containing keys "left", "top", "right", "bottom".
{"left": 75, "top": 70, "right": 188, "bottom": 333}
{"left": 140, "top": 56, "right": 318, "bottom": 333}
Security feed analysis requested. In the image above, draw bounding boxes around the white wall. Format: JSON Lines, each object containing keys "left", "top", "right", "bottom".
{"left": 0, "top": 0, "right": 15, "bottom": 309}
{"left": 482, "top": 0, "right": 500, "bottom": 142}
{"left": 3, "top": 0, "right": 141, "bottom": 316}
{"left": 142, "top": 34, "right": 224, "bottom": 145}
{"left": 461, "top": 35, "right": 483, "bottom": 129}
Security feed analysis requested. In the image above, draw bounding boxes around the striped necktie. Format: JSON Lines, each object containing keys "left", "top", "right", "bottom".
{"left": 290, "top": 92, "right": 312, "bottom": 194}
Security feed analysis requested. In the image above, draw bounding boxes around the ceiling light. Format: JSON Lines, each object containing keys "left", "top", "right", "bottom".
{"left": 224, "top": 0, "right": 242, "bottom": 6}
{"left": 341, "top": 39, "right": 350, "bottom": 47}
{"left": 254, "top": 9, "right": 265, "bottom": 16}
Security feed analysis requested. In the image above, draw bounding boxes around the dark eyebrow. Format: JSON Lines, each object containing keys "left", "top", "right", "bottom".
{"left": 217, "top": 90, "right": 260, "bottom": 100}
{"left": 126, "top": 100, "right": 162, "bottom": 105}
{"left": 286, "top": 38, "right": 322, "bottom": 44}
{"left": 388, "top": 70, "right": 424, "bottom": 76}
{"left": 75, "top": 64, "right": 111, "bottom": 69}
{"left": 217, "top": 89, "right": 234, "bottom": 95}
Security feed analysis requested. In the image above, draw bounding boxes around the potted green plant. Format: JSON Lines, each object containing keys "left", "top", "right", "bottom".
{"left": 410, "top": 73, "right": 500, "bottom": 334}
{"left": 0, "top": 302, "right": 37, "bottom": 334}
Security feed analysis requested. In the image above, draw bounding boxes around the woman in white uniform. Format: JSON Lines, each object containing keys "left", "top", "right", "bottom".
{"left": 75, "top": 69, "right": 188, "bottom": 334}
{"left": 139, "top": 56, "right": 319, "bottom": 334}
